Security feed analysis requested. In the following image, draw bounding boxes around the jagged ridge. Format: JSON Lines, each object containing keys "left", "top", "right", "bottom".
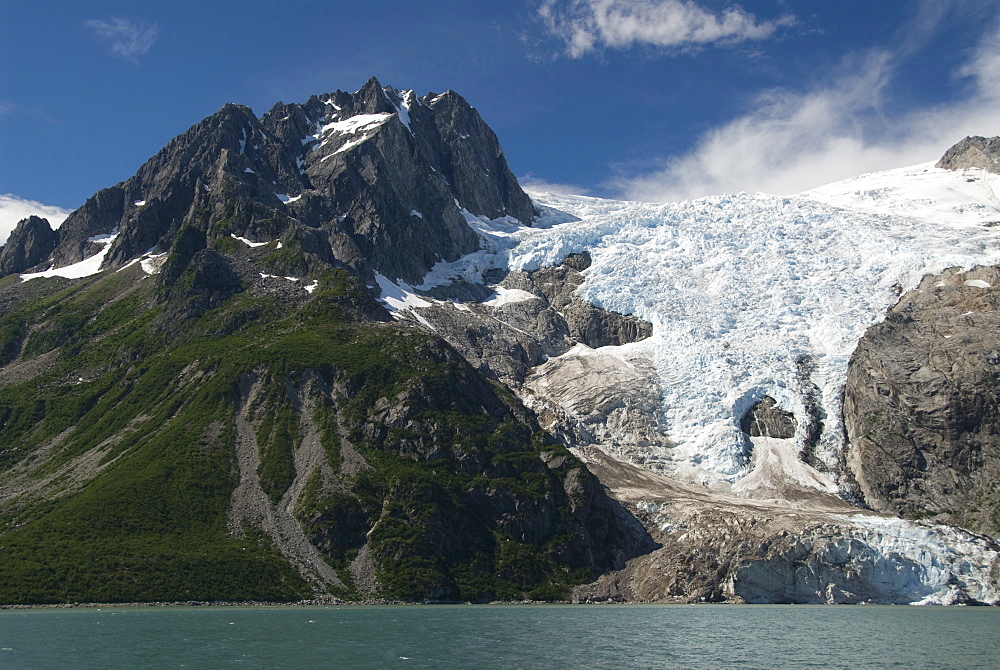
{"left": 8, "top": 78, "right": 533, "bottom": 286}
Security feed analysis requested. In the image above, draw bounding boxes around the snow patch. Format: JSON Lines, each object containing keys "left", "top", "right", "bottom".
{"left": 276, "top": 193, "right": 302, "bottom": 204}
{"left": 411, "top": 210, "right": 524, "bottom": 291}
{"left": 139, "top": 252, "right": 167, "bottom": 275}
{"left": 319, "top": 113, "right": 392, "bottom": 139}
{"left": 394, "top": 90, "right": 415, "bottom": 134}
{"left": 258, "top": 273, "right": 321, "bottom": 294}
{"left": 374, "top": 273, "right": 432, "bottom": 312}
{"left": 231, "top": 234, "right": 269, "bottom": 248}
{"left": 409, "top": 210, "right": 423, "bottom": 219}
{"left": 481, "top": 287, "right": 539, "bottom": 307}
{"left": 321, "top": 134, "right": 372, "bottom": 159}
{"left": 133, "top": 200, "right": 146, "bottom": 206}
{"left": 806, "top": 163, "right": 1000, "bottom": 227}
{"left": 21, "top": 230, "right": 119, "bottom": 281}
{"left": 964, "top": 279, "right": 991, "bottom": 288}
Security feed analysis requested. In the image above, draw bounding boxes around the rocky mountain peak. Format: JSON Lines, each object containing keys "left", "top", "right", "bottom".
{"left": 0, "top": 215, "right": 59, "bottom": 275}
{"left": 936, "top": 135, "right": 1000, "bottom": 173}
{"left": 13, "top": 79, "right": 536, "bottom": 287}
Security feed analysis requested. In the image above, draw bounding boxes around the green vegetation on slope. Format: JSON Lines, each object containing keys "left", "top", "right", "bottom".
{"left": 0, "top": 264, "right": 609, "bottom": 604}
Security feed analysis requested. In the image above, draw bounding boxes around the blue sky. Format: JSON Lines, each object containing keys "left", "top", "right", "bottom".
{"left": 2, "top": 1, "right": 999, "bottom": 237}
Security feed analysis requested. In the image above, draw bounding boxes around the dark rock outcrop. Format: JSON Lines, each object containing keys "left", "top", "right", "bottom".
{"left": 843, "top": 266, "right": 1000, "bottom": 536}
{"left": 936, "top": 136, "right": 1000, "bottom": 174}
{"left": 740, "top": 396, "right": 797, "bottom": 439}
{"left": 177, "top": 249, "right": 243, "bottom": 314}
{"left": 0, "top": 216, "right": 59, "bottom": 275}
{"left": 244, "top": 336, "right": 656, "bottom": 602}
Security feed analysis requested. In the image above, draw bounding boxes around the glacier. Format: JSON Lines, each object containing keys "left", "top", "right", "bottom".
{"left": 476, "top": 162, "right": 1000, "bottom": 486}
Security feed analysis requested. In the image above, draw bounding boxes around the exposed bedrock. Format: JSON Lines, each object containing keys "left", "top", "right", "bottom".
{"left": 18, "top": 79, "right": 534, "bottom": 287}
{"left": 0, "top": 216, "right": 59, "bottom": 275}
{"left": 936, "top": 135, "right": 1000, "bottom": 173}
{"left": 740, "top": 396, "right": 797, "bottom": 439}
{"left": 843, "top": 265, "right": 1000, "bottom": 537}
{"left": 523, "top": 348, "right": 673, "bottom": 468}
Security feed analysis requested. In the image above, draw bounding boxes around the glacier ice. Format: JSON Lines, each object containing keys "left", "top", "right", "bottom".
{"left": 494, "top": 163, "right": 1000, "bottom": 486}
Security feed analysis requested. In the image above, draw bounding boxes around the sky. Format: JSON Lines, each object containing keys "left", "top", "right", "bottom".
{"left": 2, "top": 0, "right": 999, "bottom": 241}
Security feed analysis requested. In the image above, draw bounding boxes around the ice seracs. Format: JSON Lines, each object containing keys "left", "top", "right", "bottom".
{"left": 510, "top": 164, "right": 1000, "bottom": 487}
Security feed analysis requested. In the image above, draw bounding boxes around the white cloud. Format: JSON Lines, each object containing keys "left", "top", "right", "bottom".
{"left": 619, "top": 24, "right": 1000, "bottom": 201}
{"left": 85, "top": 17, "right": 159, "bottom": 64}
{"left": 538, "top": 0, "right": 794, "bottom": 58}
{"left": 0, "top": 195, "right": 72, "bottom": 246}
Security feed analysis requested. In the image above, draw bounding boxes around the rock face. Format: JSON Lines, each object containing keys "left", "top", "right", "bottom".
{"left": 28, "top": 78, "right": 534, "bottom": 286}
{"left": 936, "top": 136, "right": 1000, "bottom": 173}
{"left": 843, "top": 265, "right": 1000, "bottom": 536}
{"left": 740, "top": 396, "right": 797, "bottom": 439}
{"left": 0, "top": 216, "right": 58, "bottom": 275}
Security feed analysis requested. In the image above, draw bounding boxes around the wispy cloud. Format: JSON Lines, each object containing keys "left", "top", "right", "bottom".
{"left": 0, "top": 194, "right": 72, "bottom": 245}
{"left": 85, "top": 17, "right": 159, "bottom": 65}
{"left": 538, "top": 0, "right": 794, "bottom": 58}
{"left": 519, "top": 174, "right": 591, "bottom": 196}
{"left": 617, "top": 20, "right": 1000, "bottom": 201}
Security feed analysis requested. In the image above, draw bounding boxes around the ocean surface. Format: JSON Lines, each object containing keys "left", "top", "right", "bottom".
{"left": 1, "top": 604, "right": 997, "bottom": 669}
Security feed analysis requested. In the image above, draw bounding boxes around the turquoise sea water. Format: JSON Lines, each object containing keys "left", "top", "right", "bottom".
{"left": 1, "top": 604, "right": 997, "bottom": 669}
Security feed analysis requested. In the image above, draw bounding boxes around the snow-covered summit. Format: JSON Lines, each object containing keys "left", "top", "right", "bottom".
{"left": 805, "top": 161, "right": 1000, "bottom": 226}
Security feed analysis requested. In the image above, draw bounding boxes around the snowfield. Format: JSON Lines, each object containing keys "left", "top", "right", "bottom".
{"left": 20, "top": 229, "right": 120, "bottom": 281}
{"left": 413, "top": 162, "right": 1000, "bottom": 487}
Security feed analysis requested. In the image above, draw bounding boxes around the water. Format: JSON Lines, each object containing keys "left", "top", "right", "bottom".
{"left": 1, "top": 604, "right": 997, "bottom": 669}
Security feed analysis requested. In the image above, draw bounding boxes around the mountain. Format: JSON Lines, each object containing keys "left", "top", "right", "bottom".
{"left": 0, "top": 79, "right": 648, "bottom": 605}
{"left": 0, "top": 80, "right": 998, "bottom": 605}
